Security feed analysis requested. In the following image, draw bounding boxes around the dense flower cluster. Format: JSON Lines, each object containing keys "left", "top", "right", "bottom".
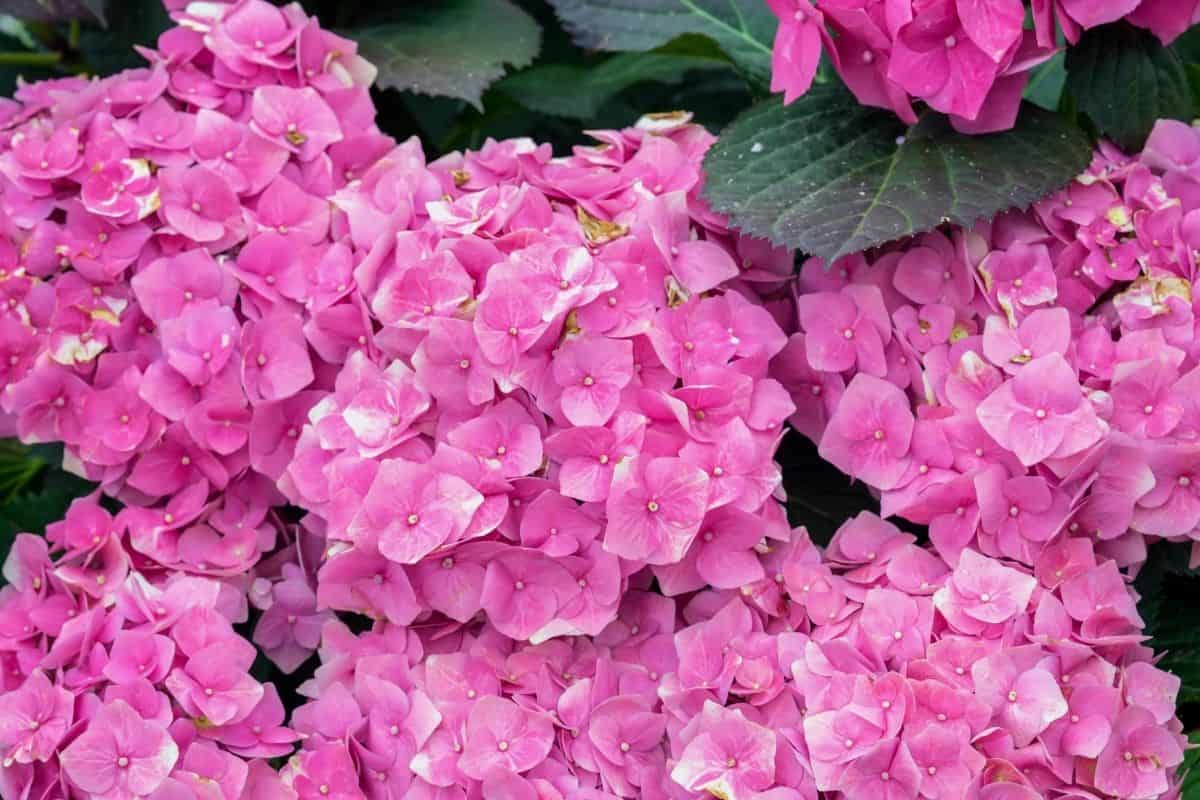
{"left": 767, "top": 0, "right": 1200, "bottom": 132}
{"left": 771, "top": 120, "right": 1200, "bottom": 574}
{"left": 0, "top": 0, "right": 386, "bottom": 582}
{"left": 0, "top": 501, "right": 299, "bottom": 800}
{"left": 277, "top": 110, "right": 794, "bottom": 643}
{"left": 280, "top": 512, "right": 1184, "bottom": 799}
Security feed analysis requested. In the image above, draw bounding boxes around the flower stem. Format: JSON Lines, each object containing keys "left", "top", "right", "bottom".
{"left": 0, "top": 51, "right": 62, "bottom": 66}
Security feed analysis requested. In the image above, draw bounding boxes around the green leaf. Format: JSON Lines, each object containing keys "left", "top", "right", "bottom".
{"left": 545, "top": 0, "right": 775, "bottom": 89}
{"left": 0, "top": 0, "right": 104, "bottom": 25}
{"left": 1144, "top": 568, "right": 1200, "bottom": 705}
{"left": 777, "top": 431, "right": 890, "bottom": 546}
{"left": 1171, "top": 24, "right": 1200, "bottom": 66}
{"left": 0, "top": 439, "right": 47, "bottom": 502}
{"left": 1024, "top": 51, "right": 1066, "bottom": 111}
{"left": 702, "top": 83, "right": 1091, "bottom": 263}
{"left": 498, "top": 49, "right": 731, "bottom": 119}
{"left": 1135, "top": 540, "right": 1193, "bottom": 635}
{"left": 0, "top": 473, "right": 95, "bottom": 586}
{"left": 76, "top": 0, "right": 170, "bottom": 75}
{"left": 1182, "top": 731, "right": 1200, "bottom": 800}
{"left": 1065, "top": 22, "right": 1195, "bottom": 152}
{"left": 353, "top": 0, "right": 542, "bottom": 109}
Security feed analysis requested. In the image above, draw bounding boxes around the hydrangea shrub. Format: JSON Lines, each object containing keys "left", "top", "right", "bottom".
{"left": 0, "top": 0, "right": 1193, "bottom": 799}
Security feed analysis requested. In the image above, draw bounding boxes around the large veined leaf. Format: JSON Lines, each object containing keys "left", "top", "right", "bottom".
{"left": 545, "top": 0, "right": 775, "bottom": 88}
{"left": 353, "top": 0, "right": 542, "bottom": 109}
{"left": 703, "top": 83, "right": 1092, "bottom": 263}
{"left": 0, "top": 0, "right": 104, "bottom": 25}
{"left": 1066, "top": 22, "right": 1195, "bottom": 152}
{"left": 498, "top": 50, "right": 731, "bottom": 119}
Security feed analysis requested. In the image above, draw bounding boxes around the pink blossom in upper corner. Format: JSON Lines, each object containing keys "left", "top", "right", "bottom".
{"left": 765, "top": 0, "right": 1196, "bottom": 131}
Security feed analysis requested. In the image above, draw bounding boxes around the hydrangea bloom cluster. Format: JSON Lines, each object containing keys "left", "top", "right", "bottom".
{"left": 0, "top": 497, "right": 299, "bottom": 800}
{"left": 280, "top": 511, "right": 1184, "bottom": 799}
{"left": 0, "top": 0, "right": 1188, "bottom": 798}
{"left": 766, "top": 0, "right": 1200, "bottom": 132}
{"left": 0, "top": 0, "right": 386, "bottom": 583}
{"left": 276, "top": 109, "right": 795, "bottom": 643}
{"left": 772, "top": 120, "right": 1200, "bottom": 573}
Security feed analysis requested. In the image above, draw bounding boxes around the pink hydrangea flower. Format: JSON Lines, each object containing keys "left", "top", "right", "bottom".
{"left": 59, "top": 699, "right": 179, "bottom": 800}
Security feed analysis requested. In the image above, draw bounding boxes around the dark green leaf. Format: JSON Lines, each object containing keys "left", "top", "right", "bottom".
{"left": 1182, "top": 731, "right": 1200, "bottom": 799}
{"left": 545, "top": 0, "right": 775, "bottom": 88}
{"left": 1135, "top": 540, "right": 1193, "bottom": 635}
{"left": 76, "top": 0, "right": 169, "bottom": 75}
{"left": 1188, "top": 64, "right": 1200, "bottom": 111}
{"left": 0, "top": 18, "right": 59, "bottom": 94}
{"left": 777, "top": 430, "right": 903, "bottom": 546}
{"left": 498, "top": 50, "right": 730, "bottom": 119}
{"left": 0, "top": 0, "right": 104, "bottom": 25}
{"left": 0, "top": 476, "right": 95, "bottom": 586}
{"left": 1065, "top": 22, "right": 1194, "bottom": 152}
{"left": 1024, "top": 51, "right": 1066, "bottom": 111}
{"left": 1171, "top": 24, "right": 1200, "bottom": 65}
{"left": 1144, "top": 566, "right": 1200, "bottom": 705}
{"left": 353, "top": 0, "right": 542, "bottom": 109}
{"left": 0, "top": 439, "right": 47, "bottom": 502}
{"left": 702, "top": 83, "right": 1091, "bottom": 262}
